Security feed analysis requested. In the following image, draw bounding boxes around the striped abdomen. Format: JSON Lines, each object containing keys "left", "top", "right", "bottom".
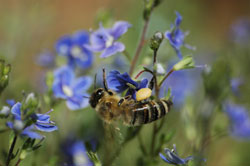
{"left": 129, "top": 99, "right": 172, "bottom": 126}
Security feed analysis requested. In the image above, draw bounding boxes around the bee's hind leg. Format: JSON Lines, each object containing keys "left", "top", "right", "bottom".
{"left": 117, "top": 95, "right": 132, "bottom": 107}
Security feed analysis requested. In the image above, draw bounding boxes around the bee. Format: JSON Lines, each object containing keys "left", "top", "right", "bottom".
{"left": 89, "top": 69, "right": 173, "bottom": 126}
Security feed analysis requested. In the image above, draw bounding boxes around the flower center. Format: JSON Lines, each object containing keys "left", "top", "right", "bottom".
{"left": 70, "top": 46, "right": 88, "bottom": 61}
{"left": 105, "top": 35, "right": 114, "bottom": 48}
{"left": 59, "top": 44, "right": 69, "bottom": 54}
{"left": 63, "top": 85, "right": 73, "bottom": 97}
{"left": 73, "top": 152, "right": 89, "bottom": 166}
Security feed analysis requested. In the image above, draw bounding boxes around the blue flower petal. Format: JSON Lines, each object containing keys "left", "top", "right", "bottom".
{"left": 138, "top": 79, "right": 148, "bottom": 89}
{"left": 66, "top": 94, "right": 89, "bottom": 111}
{"left": 11, "top": 102, "right": 22, "bottom": 120}
{"left": 54, "top": 66, "right": 74, "bottom": 86}
{"left": 6, "top": 99, "right": 15, "bottom": 107}
{"left": 72, "top": 30, "right": 90, "bottom": 45}
{"left": 22, "top": 126, "right": 43, "bottom": 139}
{"left": 52, "top": 79, "right": 67, "bottom": 99}
{"left": 175, "top": 11, "right": 182, "bottom": 27}
{"left": 100, "top": 42, "right": 125, "bottom": 58}
{"left": 74, "top": 48, "right": 94, "bottom": 69}
{"left": 223, "top": 102, "right": 250, "bottom": 139}
{"left": 89, "top": 28, "right": 109, "bottom": 52}
{"left": 72, "top": 76, "right": 92, "bottom": 94}
{"left": 110, "top": 21, "right": 131, "bottom": 40}
{"left": 164, "top": 148, "right": 187, "bottom": 164}
{"left": 159, "top": 153, "right": 174, "bottom": 164}
{"left": 35, "top": 123, "right": 58, "bottom": 132}
{"left": 36, "top": 114, "right": 50, "bottom": 123}
{"left": 55, "top": 35, "right": 72, "bottom": 55}
{"left": 107, "top": 70, "right": 138, "bottom": 93}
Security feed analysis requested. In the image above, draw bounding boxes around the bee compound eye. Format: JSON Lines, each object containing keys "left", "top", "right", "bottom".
{"left": 108, "top": 91, "right": 113, "bottom": 95}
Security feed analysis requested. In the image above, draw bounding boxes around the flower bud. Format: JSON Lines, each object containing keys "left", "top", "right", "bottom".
{"left": 0, "top": 106, "right": 10, "bottom": 117}
{"left": 173, "top": 56, "right": 195, "bottom": 71}
{"left": 150, "top": 31, "right": 164, "bottom": 51}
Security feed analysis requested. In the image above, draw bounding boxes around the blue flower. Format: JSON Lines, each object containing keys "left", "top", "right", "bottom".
{"left": 6, "top": 102, "right": 58, "bottom": 139}
{"left": 230, "top": 78, "right": 243, "bottom": 96}
{"left": 35, "top": 50, "right": 55, "bottom": 68}
{"left": 230, "top": 18, "right": 250, "bottom": 45}
{"left": 52, "top": 66, "right": 92, "bottom": 110}
{"left": 160, "top": 69, "right": 197, "bottom": 107}
{"left": 159, "top": 144, "right": 194, "bottom": 165}
{"left": 223, "top": 102, "right": 250, "bottom": 139}
{"left": 107, "top": 70, "right": 148, "bottom": 99}
{"left": 165, "top": 12, "right": 194, "bottom": 59}
{"left": 62, "top": 139, "right": 93, "bottom": 166}
{"left": 55, "top": 31, "right": 93, "bottom": 69}
{"left": 87, "top": 21, "right": 131, "bottom": 58}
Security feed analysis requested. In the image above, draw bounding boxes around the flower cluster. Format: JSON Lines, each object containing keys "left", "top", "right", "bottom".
{"left": 6, "top": 102, "right": 57, "bottom": 139}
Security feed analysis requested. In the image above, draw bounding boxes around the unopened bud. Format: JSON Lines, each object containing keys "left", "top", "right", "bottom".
{"left": 150, "top": 31, "right": 164, "bottom": 51}
{"left": 173, "top": 56, "right": 195, "bottom": 71}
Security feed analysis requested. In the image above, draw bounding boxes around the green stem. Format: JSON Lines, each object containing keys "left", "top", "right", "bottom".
{"left": 6, "top": 134, "right": 18, "bottom": 166}
{"left": 129, "top": 15, "right": 151, "bottom": 75}
{"left": 158, "top": 69, "right": 174, "bottom": 88}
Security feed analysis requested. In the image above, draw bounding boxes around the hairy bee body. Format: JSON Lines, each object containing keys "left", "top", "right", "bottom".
{"left": 89, "top": 88, "right": 172, "bottom": 126}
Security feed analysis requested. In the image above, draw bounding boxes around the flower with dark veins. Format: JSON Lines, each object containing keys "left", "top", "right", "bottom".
{"left": 159, "top": 144, "right": 194, "bottom": 165}
{"left": 55, "top": 31, "right": 93, "bottom": 69}
{"left": 52, "top": 66, "right": 92, "bottom": 110}
{"left": 165, "top": 12, "right": 195, "bottom": 59}
{"left": 6, "top": 102, "right": 58, "bottom": 139}
{"left": 107, "top": 70, "right": 148, "bottom": 99}
{"left": 223, "top": 101, "right": 250, "bottom": 139}
{"left": 88, "top": 21, "right": 131, "bottom": 58}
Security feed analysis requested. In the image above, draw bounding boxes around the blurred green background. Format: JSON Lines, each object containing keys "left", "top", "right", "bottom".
{"left": 0, "top": 0, "right": 250, "bottom": 165}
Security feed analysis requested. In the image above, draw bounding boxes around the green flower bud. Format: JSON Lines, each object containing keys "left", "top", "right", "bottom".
{"left": 24, "top": 93, "right": 38, "bottom": 109}
{"left": 173, "top": 55, "right": 195, "bottom": 71}
{"left": 150, "top": 31, "right": 164, "bottom": 51}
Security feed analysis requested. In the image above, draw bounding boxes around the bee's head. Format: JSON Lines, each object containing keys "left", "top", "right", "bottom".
{"left": 89, "top": 88, "right": 114, "bottom": 108}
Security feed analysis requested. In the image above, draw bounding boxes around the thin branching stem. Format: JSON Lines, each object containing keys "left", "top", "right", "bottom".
{"left": 6, "top": 134, "right": 18, "bottom": 166}
{"left": 158, "top": 69, "right": 174, "bottom": 88}
{"left": 129, "top": 15, "right": 151, "bottom": 75}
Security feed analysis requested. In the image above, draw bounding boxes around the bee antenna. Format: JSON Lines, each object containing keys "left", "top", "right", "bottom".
{"left": 94, "top": 73, "right": 97, "bottom": 89}
{"left": 82, "top": 95, "right": 90, "bottom": 99}
{"left": 102, "top": 68, "right": 109, "bottom": 91}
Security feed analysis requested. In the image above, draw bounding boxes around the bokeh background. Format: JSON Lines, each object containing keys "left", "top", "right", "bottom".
{"left": 0, "top": 0, "right": 250, "bottom": 165}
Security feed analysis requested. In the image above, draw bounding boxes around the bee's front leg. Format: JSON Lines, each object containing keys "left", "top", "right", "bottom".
{"left": 117, "top": 95, "right": 132, "bottom": 107}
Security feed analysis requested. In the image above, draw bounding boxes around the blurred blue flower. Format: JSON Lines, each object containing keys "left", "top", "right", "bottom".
{"left": 87, "top": 21, "right": 131, "bottom": 58}
{"left": 160, "top": 69, "right": 197, "bottom": 107}
{"left": 165, "top": 12, "right": 194, "bottom": 59}
{"left": 230, "top": 78, "right": 243, "bottom": 96}
{"left": 223, "top": 102, "right": 250, "bottom": 139}
{"left": 107, "top": 70, "right": 148, "bottom": 99}
{"left": 6, "top": 99, "right": 16, "bottom": 107}
{"left": 52, "top": 66, "right": 92, "bottom": 110}
{"left": 35, "top": 50, "right": 55, "bottom": 68}
{"left": 55, "top": 31, "right": 93, "bottom": 69}
{"left": 230, "top": 18, "right": 250, "bottom": 45}
{"left": 62, "top": 139, "right": 93, "bottom": 166}
{"left": 6, "top": 102, "right": 58, "bottom": 139}
{"left": 159, "top": 144, "right": 194, "bottom": 165}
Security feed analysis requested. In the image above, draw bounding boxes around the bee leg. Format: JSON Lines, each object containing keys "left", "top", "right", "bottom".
{"left": 148, "top": 76, "right": 155, "bottom": 90}
{"left": 117, "top": 95, "right": 132, "bottom": 107}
